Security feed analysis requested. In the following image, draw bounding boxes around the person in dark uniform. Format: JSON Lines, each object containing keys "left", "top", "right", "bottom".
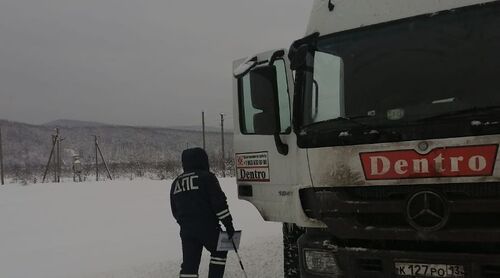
{"left": 170, "top": 148, "right": 235, "bottom": 278}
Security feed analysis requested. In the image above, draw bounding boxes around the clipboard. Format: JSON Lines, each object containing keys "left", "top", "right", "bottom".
{"left": 216, "top": 230, "right": 242, "bottom": 251}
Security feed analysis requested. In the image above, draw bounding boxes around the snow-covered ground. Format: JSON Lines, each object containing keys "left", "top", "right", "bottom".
{"left": 0, "top": 178, "right": 283, "bottom": 278}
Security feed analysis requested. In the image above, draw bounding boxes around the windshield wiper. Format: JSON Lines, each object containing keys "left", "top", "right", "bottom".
{"left": 418, "top": 105, "right": 500, "bottom": 122}
{"left": 302, "top": 115, "right": 373, "bottom": 132}
{"left": 301, "top": 115, "right": 403, "bottom": 142}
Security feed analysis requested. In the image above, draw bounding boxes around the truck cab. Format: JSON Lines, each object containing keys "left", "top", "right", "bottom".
{"left": 232, "top": 1, "right": 500, "bottom": 277}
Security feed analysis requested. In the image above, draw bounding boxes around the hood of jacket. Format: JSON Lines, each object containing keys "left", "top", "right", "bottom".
{"left": 181, "top": 147, "right": 210, "bottom": 172}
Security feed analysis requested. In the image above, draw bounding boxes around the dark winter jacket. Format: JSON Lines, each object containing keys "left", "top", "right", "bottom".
{"left": 170, "top": 148, "right": 233, "bottom": 231}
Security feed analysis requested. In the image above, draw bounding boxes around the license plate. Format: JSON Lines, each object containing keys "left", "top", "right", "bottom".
{"left": 395, "top": 262, "right": 465, "bottom": 277}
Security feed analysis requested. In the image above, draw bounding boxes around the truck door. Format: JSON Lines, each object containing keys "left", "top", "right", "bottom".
{"left": 232, "top": 49, "right": 304, "bottom": 223}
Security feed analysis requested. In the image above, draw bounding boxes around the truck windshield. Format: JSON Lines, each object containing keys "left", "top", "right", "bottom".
{"left": 301, "top": 2, "right": 500, "bottom": 136}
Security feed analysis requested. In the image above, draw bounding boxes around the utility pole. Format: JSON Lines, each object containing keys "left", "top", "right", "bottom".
{"left": 95, "top": 135, "right": 99, "bottom": 181}
{"left": 220, "top": 113, "right": 226, "bottom": 177}
{"left": 56, "top": 128, "right": 60, "bottom": 183}
{"left": 0, "top": 127, "right": 4, "bottom": 185}
{"left": 202, "top": 111, "right": 206, "bottom": 150}
{"left": 94, "top": 135, "right": 112, "bottom": 181}
{"left": 42, "top": 132, "right": 58, "bottom": 183}
{"left": 96, "top": 140, "right": 112, "bottom": 180}
{"left": 53, "top": 134, "right": 57, "bottom": 182}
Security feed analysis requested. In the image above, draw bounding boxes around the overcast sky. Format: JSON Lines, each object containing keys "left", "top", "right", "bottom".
{"left": 0, "top": 0, "right": 312, "bottom": 127}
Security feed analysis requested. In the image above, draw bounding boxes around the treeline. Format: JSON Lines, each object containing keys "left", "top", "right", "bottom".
{"left": 3, "top": 156, "right": 235, "bottom": 185}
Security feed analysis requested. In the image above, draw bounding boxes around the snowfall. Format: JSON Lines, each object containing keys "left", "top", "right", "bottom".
{"left": 0, "top": 178, "right": 283, "bottom": 278}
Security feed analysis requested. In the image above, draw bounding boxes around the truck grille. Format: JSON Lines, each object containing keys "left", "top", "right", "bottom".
{"left": 344, "top": 183, "right": 500, "bottom": 230}
{"left": 300, "top": 182, "right": 500, "bottom": 243}
{"left": 344, "top": 183, "right": 500, "bottom": 201}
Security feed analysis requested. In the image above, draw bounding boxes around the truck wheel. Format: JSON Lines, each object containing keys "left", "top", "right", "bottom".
{"left": 283, "top": 223, "right": 304, "bottom": 278}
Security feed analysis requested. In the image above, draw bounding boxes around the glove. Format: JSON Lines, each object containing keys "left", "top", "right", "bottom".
{"left": 226, "top": 224, "right": 235, "bottom": 240}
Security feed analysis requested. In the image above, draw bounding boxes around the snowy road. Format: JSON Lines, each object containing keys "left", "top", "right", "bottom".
{"left": 0, "top": 179, "right": 283, "bottom": 278}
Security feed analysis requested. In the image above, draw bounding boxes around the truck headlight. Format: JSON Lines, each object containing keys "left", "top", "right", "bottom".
{"left": 304, "top": 249, "right": 339, "bottom": 274}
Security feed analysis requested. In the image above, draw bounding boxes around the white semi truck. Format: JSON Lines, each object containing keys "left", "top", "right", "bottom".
{"left": 232, "top": 1, "right": 500, "bottom": 277}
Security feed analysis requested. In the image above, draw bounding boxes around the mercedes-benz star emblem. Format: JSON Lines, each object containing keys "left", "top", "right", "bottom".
{"left": 406, "top": 191, "right": 449, "bottom": 232}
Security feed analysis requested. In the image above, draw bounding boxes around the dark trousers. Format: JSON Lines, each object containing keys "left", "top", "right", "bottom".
{"left": 180, "top": 226, "right": 228, "bottom": 278}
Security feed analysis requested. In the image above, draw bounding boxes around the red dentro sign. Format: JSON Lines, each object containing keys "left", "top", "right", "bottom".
{"left": 360, "top": 145, "right": 498, "bottom": 180}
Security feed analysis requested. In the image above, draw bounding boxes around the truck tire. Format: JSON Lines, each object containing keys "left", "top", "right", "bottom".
{"left": 283, "top": 223, "right": 304, "bottom": 278}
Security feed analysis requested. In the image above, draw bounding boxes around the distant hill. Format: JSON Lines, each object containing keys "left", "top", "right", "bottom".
{"left": 0, "top": 119, "right": 233, "bottom": 168}
{"left": 44, "top": 120, "right": 228, "bottom": 132}
{"left": 169, "top": 125, "right": 226, "bottom": 133}
{"left": 43, "top": 119, "right": 112, "bottom": 128}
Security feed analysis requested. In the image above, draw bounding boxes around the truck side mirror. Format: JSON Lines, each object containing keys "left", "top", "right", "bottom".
{"left": 249, "top": 65, "right": 280, "bottom": 135}
{"left": 289, "top": 32, "right": 319, "bottom": 70}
